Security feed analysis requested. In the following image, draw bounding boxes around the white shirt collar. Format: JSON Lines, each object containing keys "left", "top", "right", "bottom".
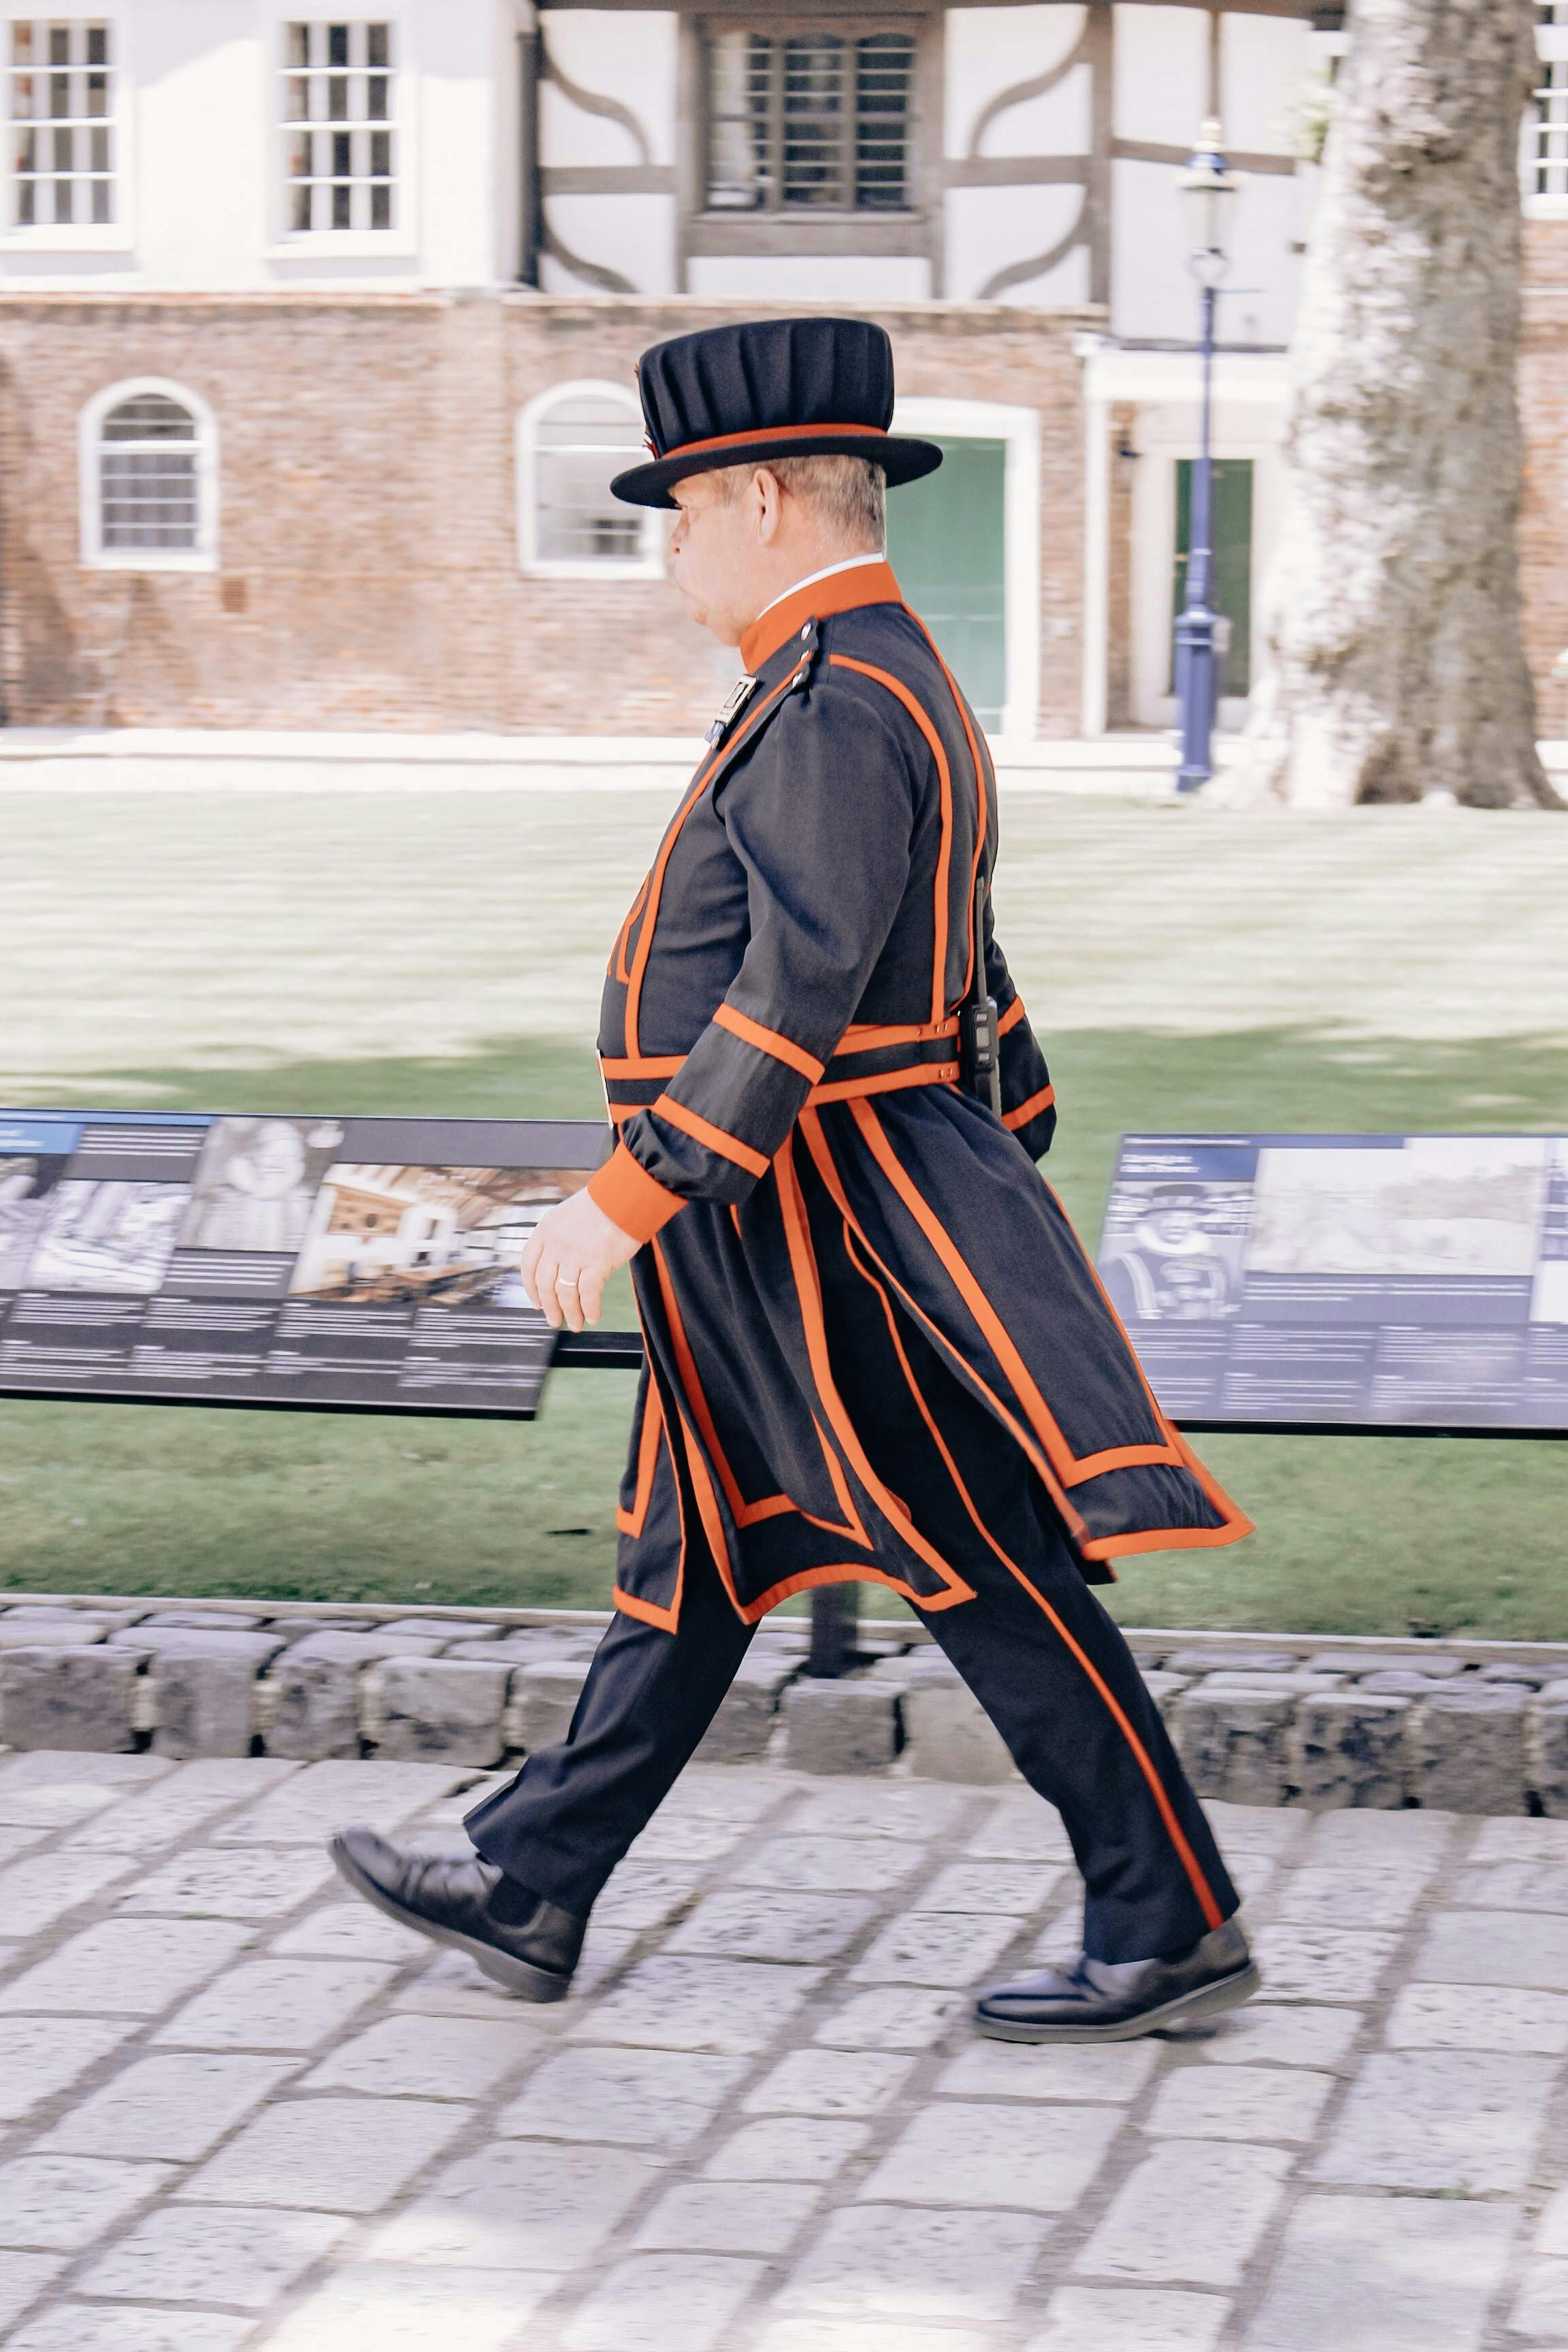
{"left": 753, "top": 551, "right": 886, "bottom": 626}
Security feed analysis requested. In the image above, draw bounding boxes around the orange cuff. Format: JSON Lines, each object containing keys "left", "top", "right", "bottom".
{"left": 588, "top": 1141, "right": 686, "bottom": 1244}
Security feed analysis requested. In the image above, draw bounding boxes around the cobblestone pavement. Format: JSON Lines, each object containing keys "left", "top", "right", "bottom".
{"left": 2, "top": 1751, "right": 1567, "bottom": 2351}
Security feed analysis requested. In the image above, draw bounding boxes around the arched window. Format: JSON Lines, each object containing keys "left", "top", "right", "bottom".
{"left": 517, "top": 382, "right": 662, "bottom": 578}
{"left": 79, "top": 380, "right": 218, "bottom": 571}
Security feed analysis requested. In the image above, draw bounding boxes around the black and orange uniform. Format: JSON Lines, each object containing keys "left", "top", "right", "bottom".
{"left": 468, "top": 559, "right": 1252, "bottom": 1964}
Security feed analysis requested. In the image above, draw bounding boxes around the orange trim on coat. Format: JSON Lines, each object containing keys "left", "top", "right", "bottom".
{"left": 1003, "top": 1083, "right": 1057, "bottom": 1132}
{"left": 806, "top": 1062, "right": 960, "bottom": 1107}
{"left": 739, "top": 558, "right": 904, "bottom": 671}
{"left": 713, "top": 1002, "right": 825, "bottom": 1083}
{"left": 610, "top": 875, "right": 649, "bottom": 985}
{"left": 615, "top": 1376, "right": 666, "bottom": 1540}
{"left": 587, "top": 1141, "right": 686, "bottom": 1243}
{"left": 836, "top": 1015, "right": 961, "bottom": 1053}
{"left": 903, "top": 606, "right": 990, "bottom": 1002}
{"left": 612, "top": 1583, "right": 681, "bottom": 1633}
{"left": 651, "top": 1094, "right": 771, "bottom": 1180}
{"left": 829, "top": 653, "right": 953, "bottom": 1026}
{"left": 997, "top": 994, "right": 1028, "bottom": 1038}
{"left": 598, "top": 1051, "right": 684, "bottom": 1081}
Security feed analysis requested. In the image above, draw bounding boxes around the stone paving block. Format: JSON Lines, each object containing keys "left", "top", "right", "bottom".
{"left": 1270, "top": 1865, "right": 1428, "bottom": 1931}
{"left": 704, "top": 2118, "right": 872, "bottom": 2180}
{"left": 755, "top": 2323, "right": 995, "bottom": 2352}
{"left": 362, "top": 1658, "right": 510, "bottom": 1767}
{"left": 1509, "top": 2259, "right": 1568, "bottom": 2339}
{"left": 359, "top": 2140, "right": 657, "bottom": 2269}
{"left": 936, "top": 2040, "right": 1159, "bottom": 2104}
{"left": 1454, "top": 1859, "right": 1568, "bottom": 1912}
{"left": 1536, "top": 2183, "right": 1568, "bottom": 2251}
{"left": 0, "top": 1915, "right": 255, "bottom": 2014}
{"left": 695, "top": 1652, "right": 796, "bottom": 1763}
{"left": 813, "top": 1986, "right": 968, "bottom": 2051}
{"left": 1413, "top": 1685, "right": 1529, "bottom": 1814}
{"left": 270, "top": 1898, "right": 429, "bottom": 1961}
{"left": 591, "top": 1859, "right": 722, "bottom": 1932}
{"left": 1305, "top": 1806, "right": 1454, "bottom": 1862}
{"left": 1026, "top": 2287, "right": 1232, "bottom": 2351}
{"left": 374, "top": 1618, "right": 502, "bottom": 1644}
{"left": 1471, "top": 1816, "right": 1568, "bottom": 1863}
{"left": 665, "top": 1888, "right": 879, "bottom": 1963}
{"left": 632, "top": 2180, "right": 821, "bottom": 2255}
{"left": 75, "top": 2204, "right": 350, "bottom": 2308}
{"left": 849, "top": 1910, "right": 1022, "bottom": 1987}
{"left": 860, "top": 2100, "right": 1122, "bottom": 2213}
{"left": 917, "top": 1860, "right": 1060, "bottom": 1914}
{"left": 0, "top": 2152, "right": 176, "bottom": 2249}
{"left": 630, "top": 1812, "right": 753, "bottom": 1864}
{"left": 1312, "top": 2047, "right": 1558, "bottom": 2192}
{"left": 263, "top": 2261, "right": 561, "bottom": 2351}
{"left": 1244, "top": 2191, "right": 1515, "bottom": 2351}
{"left": 1166, "top": 1651, "right": 1298, "bottom": 1677}
{"left": 1173, "top": 1689, "right": 1294, "bottom": 1808}
{"left": 117, "top": 1843, "right": 334, "bottom": 1918}
{"left": 0, "top": 1647, "right": 146, "bottom": 1753}
{"left": 778, "top": 2202, "right": 1048, "bottom": 2323}
{"left": 1384, "top": 1979, "right": 1568, "bottom": 2051}
{"left": 0, "top": 1618, "right": 113, "bottom": 1649}
{"left": 65, "top": 1756, "right": 301, "bottom": 1852}
{"left": 0, "top": 2014, "right": 142, "bottom": 2122}
{"left": 263, "top": 1633, "right": 442, "bottom": 1762}
{"left": 504, "top": 1661, "right": 587, "bottom": 1754}
{"left": 1529, "top": 1705, "right": 1568, "bottom": 1820}
{"left": 964, "top": 1791, "right": 1073, "bottom": 1861}
{"left": 743, "top": 2048, "right": 916, "bottom": 2115}
{"left": 1418, "top": 1907, "right": 1568, "bottom": 1989}
{"left": 498, "top": 2046, "right": 750, "bottom": 2147}
{"left": 785, "top": 1782, "right": 971, "bottom": 1842}
{"left": 563, "top": 2251, "right": 767, "bottom": 2351}
{"left": 301, "top": 2010, "right": 543, "bottom": 2098}
{"left": 3, "top": 2307, "right": 253, "bottom": 2352}
{"left": 1196, "top": 2004, "right": 1364, "bottom": 2070}
{"left": 144, "top": 1632, "right": 284, "bottom": 1759}
{"left": 1292, "top": 1695, "right": 1410, "bottom": 1810}
{"left": 0, "top": 1748, "right": 169, "bottom": 1797}
{"left": 1249, "top": 1923, "right": 1402, "bottom": 2004}
{"left": 0, "top": 1824, "right": 45, "bottom": 1863}
{"left": 1143, "top": 2064, "right": 1334, "bottom": 2143}
{"left": 902, "top": 1681, "right": 1019, "bottom": 1783}
{"left": 154, "top": 1957, "right": 396, "bottom": 2051}
{"left": 1203, "top": 1802, "right": 1311, "bottom": 1858}
{"left": 39, "top": 2052, "right": 297, "bottom": 2161}
{"left": 570, "top": 1954, "right": 824, "bottom": 2053}
{"left": 0, "top": 1848, "right": 137, "bottom": 1936}
{"left": 728, "top": 1834, "right": 922, "bottom": 1894}
{"left": 388, "top": 1929, "right": 634, "bottom": 2018}
{"left": 1075, "top": 2141, "right": 1294, "bottom": 2285}
{"left": 0, "top": 2255, "right": 67, "bottom": 2333}
{"left": 783, "top": 1680, "right": 900, "bottom": 1773}
{"left": 210, "top": 1758, "right": 464, "bottom": 1844}
{"left": 178, "top": 2093, "right": 469, "bottom": 2211}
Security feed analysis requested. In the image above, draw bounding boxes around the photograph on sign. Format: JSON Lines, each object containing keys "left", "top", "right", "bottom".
{"left": 0, "top": 1152, "right": 70, "bottom": 1289}
{"left": 1246, "top": 1138, "right": 1548, "bottom": 1279}
{"left": 1100, "top": 1164, "right": 1252, "bottom": 1323}
{"left": 288, "top": 1162, "right": 591, "bottom": 1307}
{"left": 26, "top": 1179, "right": 190, "bottom": 1294}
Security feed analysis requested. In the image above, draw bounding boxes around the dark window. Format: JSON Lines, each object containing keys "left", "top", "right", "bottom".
{"left": 705, "top": 22, "right": 916, "bottom": 212}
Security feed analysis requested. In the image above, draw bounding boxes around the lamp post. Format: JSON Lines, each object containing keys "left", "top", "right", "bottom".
{"left": 1174, "top": 118, "right": 1237, "bottom": 794}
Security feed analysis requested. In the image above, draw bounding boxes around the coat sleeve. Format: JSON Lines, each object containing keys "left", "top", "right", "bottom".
{"left": 985, "top": 896, "right": 1056, "bottom": 1161}
{"left": 588, "top": 680, "right": 917, "bottom": 1243}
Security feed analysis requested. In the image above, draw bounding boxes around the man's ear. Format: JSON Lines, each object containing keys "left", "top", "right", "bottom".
{"left": 753, "top": 466, "right": 783, "bottom": 546}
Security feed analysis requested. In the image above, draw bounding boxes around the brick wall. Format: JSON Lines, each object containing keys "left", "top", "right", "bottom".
{"left": 1104, "top": 399, "right": 1137, "bottom": 731}
{"left": 0, "top": 292, "right": 1095, "bottom": 736}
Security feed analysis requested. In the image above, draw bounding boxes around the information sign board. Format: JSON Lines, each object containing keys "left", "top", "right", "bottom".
{"left": 0, "top": 1110, "right": 610, "bottom": 1417}
{"left": 1098, "top": 1132, "right": 1568, "bottom": 1432}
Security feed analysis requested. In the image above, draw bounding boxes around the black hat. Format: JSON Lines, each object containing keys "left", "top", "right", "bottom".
{"left": 610, "top": 316, "right": 943, "bottom": 510}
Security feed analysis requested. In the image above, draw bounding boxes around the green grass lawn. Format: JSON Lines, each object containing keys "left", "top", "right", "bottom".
{"left": 2, "top": 791, "right": 1565, "bottom": 1635}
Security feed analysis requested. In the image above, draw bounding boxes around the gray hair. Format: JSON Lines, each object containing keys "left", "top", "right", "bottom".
{"left": 710, "top": 453, "right": 887, "bottom": 550}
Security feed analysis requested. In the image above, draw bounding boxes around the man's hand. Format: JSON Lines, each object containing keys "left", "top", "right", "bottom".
{"left": 520, "top": 1189, "right": 641, "bottom": 1335}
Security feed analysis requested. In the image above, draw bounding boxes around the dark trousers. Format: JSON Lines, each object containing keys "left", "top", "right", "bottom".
{"left": 466, "top": 1513, "right": 1238, "bottom": 1965}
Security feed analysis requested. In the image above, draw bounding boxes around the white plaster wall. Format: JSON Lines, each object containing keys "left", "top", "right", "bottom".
{"left": 137, "top": 7, "right": 270, "bottom": 288}
{"left": 1113, "top": 3, "right": 1207, "bottom": 146}
{"left": 539, "top": 12, "right": 677, "bottom": 167}
{"left": 1111, "top": 155, "right": 1198, "bottom": 341}
{"left": 416, "top": 0, "right": 510, "bottom": 285}
{"left": 1221, "top": 11, "right": 1311, "bottom": 156}
{"left": 687, "top": 255, "right": 932, "bottom": 301}
{"left": 1212, "top": 167, "right": 1303, "bottom": 345}
{"left": 945, "top": 185, "right": 1090, "bottom": 304}
{"left": 541, "top": 192, "right": 675, "bottom": 293}
{"left": 945, "top": 6, "right": 1090, "bottom": 157}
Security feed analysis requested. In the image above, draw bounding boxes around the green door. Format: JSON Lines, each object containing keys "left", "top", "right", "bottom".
{"left": 1171, "top": 457, "right": 1253, "bottom": 698}
{"left": 885, "top": 437, "right": 1007, "bottom": 731}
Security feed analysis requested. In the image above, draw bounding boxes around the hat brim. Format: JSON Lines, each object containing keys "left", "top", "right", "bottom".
{"left": 610, "top": 432, "right": 943, "bottom": 510}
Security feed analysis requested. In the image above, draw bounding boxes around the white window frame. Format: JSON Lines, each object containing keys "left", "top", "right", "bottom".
{"left": 889, "top": 395, "right": 1041, "bottom": 744}
{"left": 1, "top": 7, "right": 133, "bottom": 252}
{"left": 517, "top": 380, "right": 665, "bottom": 582}
{"left": 78, "top": 376, "right": 219, "bottom": 573}
{"left": 267, "top": 6, "right": 417, "bottom": 261}
{"left": 1526, "top": 13, "right": 1568, "bottom": 217}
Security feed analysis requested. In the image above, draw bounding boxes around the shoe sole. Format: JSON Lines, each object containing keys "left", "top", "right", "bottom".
{"left": 327, "top": 1833, "right": 572, "bottom": 2004}
{"left": 974, "top": 1959, "right": 1262, "bottom": 2044}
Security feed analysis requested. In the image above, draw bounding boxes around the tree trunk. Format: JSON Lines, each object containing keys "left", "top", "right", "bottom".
{"left": 1228, "top": 0, "right": 1561, "bottom": 809}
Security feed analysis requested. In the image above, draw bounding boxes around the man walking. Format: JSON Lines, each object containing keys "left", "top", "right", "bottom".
{"left": 332, "top": 316, "right": 1258, "bottom": 2044}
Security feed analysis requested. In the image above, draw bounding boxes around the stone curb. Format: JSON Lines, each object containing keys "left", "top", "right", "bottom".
{"left": 3, "top": 1595, "right": 1568, "bottom": 1808}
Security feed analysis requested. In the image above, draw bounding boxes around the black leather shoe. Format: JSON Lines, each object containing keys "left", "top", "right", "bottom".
{"left": 975, "top": 1918, "right": 1259, "bottom": 2042}
{"left": 329, "top": 1825, "right": 586, "bottom": 2002}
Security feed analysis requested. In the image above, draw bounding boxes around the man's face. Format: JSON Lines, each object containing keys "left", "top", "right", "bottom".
{"left": 667, "top": 472, "right": 762, "bottom": 648}
{"left": 1148, "top": 1205, "right": 1200, "bottom": 1245}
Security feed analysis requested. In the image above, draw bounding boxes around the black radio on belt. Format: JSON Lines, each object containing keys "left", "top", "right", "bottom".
{"left": 959, "top": 870, "right": 1003, "bottom": 1117}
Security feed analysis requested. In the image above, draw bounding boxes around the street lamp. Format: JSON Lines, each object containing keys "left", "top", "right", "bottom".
{"left": 1174, "top": 117, "right": 1237, "bottom": 794}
